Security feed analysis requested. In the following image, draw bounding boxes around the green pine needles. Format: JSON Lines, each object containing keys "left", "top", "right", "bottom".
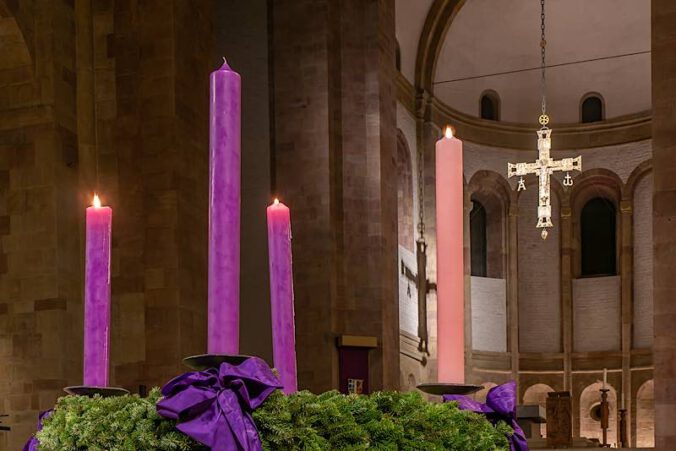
{"left": 35, "top": 389, "right": 511, "bottom": 450}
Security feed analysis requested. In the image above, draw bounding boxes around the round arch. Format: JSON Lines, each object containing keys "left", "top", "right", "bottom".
{"left": 580, "top": 92, "right": 606, "bottom": 123}
{"left": 524, "top": 384, "right": 555, "bottom": 437}
{"left": 396, "top": 128, "right": 415, "bottom": 252}
{"left": 479, "top": 89, "right": 501, "bottom": 121}
{"left": 623, "top": 159, "right": 652, "bottom": 200}
{"left": 467, "top": 170, "right": 511, "bottom": 279}
{"left": 635, "top": 379, "right": 654, "bottom": 447}
{"left": 570, "top": 169, "right": 623, "bottom": 278}
{"left": 414, "top": 0, "right": 466, "bottom": 93}
{"left": 580, "top": 382, "right": 618, "bottom": 446}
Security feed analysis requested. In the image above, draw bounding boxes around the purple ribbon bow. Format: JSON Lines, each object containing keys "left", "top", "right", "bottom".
{"left": 23, "top": 408, "right": 53, "bottom": 451}
{"left": 157, "top": 356, "right": 282, "bottom": 451}
{"left": 444, "top": 381, "right": 528, "bottom": 451}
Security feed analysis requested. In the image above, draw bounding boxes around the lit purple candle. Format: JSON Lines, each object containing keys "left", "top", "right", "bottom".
{"left": 267, "top": 199, "right": 297, "bottom": 393}
{"left": 208, "top": 58, "right": 241, "bottom": 354}
{"left": 84, "top": 194, "right": 112, "bottom": 387}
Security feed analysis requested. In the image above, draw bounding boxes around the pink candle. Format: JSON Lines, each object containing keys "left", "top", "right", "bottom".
{"left": 435, "top": 126, "right": 465, "bottom": 384}
{"left": 208, "top": 59, "right": 241, "bottom": 354}
{"left": 84, "top": 194, "right": 112, "bottom": 387}
{"left": 267, "top": 199, "right": 297, "bottom": 393}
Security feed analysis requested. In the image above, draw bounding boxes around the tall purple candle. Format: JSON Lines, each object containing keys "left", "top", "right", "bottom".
{"left": 208, "top": 59, "right": 241, "bottom": 354}
{"left": 84, "top": 194, "right": 112, "bottom": 387}
{"left": 267, "top": 199, "right": 297, "bottom": 394}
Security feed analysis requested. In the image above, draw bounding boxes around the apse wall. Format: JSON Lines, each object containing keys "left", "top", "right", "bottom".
{"left": 457, "top": 137, "right": 652, "bottom": 443}
{"left": 215, "top": 0, "right": 273, "bottom": 361}
{"left": 470, "top": 277, "right": 507, "bottom": 352}
{"left": 518, "top": 186, "right": 561, "bottom": 353}
{"left": 396, "top": 104, "right": 420, "bottom": 338}
{"left": 633, "top": 173, "right": 653, "bottom": 349}
{"left": 573, "top": 277, "right": 621, "bottom": 352}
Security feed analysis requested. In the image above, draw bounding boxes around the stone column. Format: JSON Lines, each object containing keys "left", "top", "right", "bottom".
{"left": 560, "top": 201, "right": 573, "bottom": 393}
{"left": 652, "top": 1, "right": 676, "bottom": 449}
{"left": 111, "top": 0, "right": 213, "bottom": 388}
{"left": 272, "top": 0, "right": 399, "bottom": 393}
{"left": 420, "top": 116, "right": 440, "bottom": 380}
{"left": 619, "top": 198, "right": 633, "bottom": 445}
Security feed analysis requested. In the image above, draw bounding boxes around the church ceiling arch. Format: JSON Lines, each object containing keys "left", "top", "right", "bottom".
{"left": 414, "top": 0, "right": 465, "bottom": 93}
{"left": 410, "top": 0, "right": 651, "bottom": 149}
{"left": 0, "top": 0, "right": 35, "bottom": 63}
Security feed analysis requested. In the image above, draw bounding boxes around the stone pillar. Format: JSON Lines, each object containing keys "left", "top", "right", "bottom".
{"left": 272, "top": 0, "right": 399, "bottom": 393}
{"left": 652, "top": 2, "right": 676, "bottom": 448}
{"left": 0, "top": 0, "right": 81, "bottom": 447}
{"left": 560, "top": 201, "right": 573, "bottom": 393}
{"left": 619, "top": 198, "right": 633, "bottom": 445}
{"left": 111, "top": 0, "right": 213, "bottom": 388}
{"left": 420, "top": 115, "right": 440, "bottom": 379}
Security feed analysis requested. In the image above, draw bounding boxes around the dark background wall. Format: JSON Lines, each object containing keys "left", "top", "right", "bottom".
{"left": 214, "top": 0, "right": 273, "bottom": 362}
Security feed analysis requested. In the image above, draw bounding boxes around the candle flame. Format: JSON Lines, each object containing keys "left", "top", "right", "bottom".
{"left": 273, "top": 198, "right": 280, "bottom": 205}
{"left": 92, "top": 194, "right": 102, "bottom": 208}
{"left": 444, "top": 126, "right": 454, "bottom": 139}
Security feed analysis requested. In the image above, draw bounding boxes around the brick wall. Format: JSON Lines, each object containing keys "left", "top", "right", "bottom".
{"left": 272, "top": 0, "right": 399, "bottom": 392}
{"left": 470, "top": 276, "right": 507, "bottom": 352}
{"left": 633, "top": 173, "right": 653, "bottom": 349}
{"left": 573, "top": 276, "right": 621, "bottom": 352}
{"left": 518, "top": 186, "right": 562, "bottom": 353}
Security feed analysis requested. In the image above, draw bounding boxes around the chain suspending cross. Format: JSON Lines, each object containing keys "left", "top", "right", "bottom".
{"left": 507, "top": 0, "right": 582, "bottom": 239}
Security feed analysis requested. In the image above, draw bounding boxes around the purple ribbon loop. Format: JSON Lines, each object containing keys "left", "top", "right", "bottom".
{"left": 157, "top": 356, "right": 282, "bottom": 451}
{"left": 444, "top": 381, "right": 529, "bottom": 451}
{"left": 23, "top": 408, "right": 53, "bottom": 451}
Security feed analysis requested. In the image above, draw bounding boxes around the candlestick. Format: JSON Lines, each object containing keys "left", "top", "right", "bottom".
{"left": 208, "top": 58, "right": 241, "bottom": 354}
{"left": 618, "top": 407, "right": 628, "bottom": 447}
{"left": 84, "top": 194, "right": 112, "bottom": 387}
{"left": 435, "top": 126, "right": 465, "bottom": 384}
{"left": 267, "top": 199, "right": 297, "bottom": 394}
{"left": 599, "top": 388, "right": 610, "bottom": 447}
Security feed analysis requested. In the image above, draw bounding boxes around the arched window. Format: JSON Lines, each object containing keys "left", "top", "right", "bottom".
{"left": 470, "top": 200, "right": 487, "bottom": 277}
{"left": 480, "top": 91, "right": 500, "bottom": 121}
{"left": 581, "top": 94, "right": 604, "bottom": 123}
{"left": 396, "top": 131, "right": 414, "bottom": 251}
{"left": 581, "top": 197, "right": 616, "bottom": 276}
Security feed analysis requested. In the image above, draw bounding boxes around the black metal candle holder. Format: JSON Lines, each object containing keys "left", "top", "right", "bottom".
{"left": 63, "top": 386, "right": 130, "bottom": 397}
{"left": 599, "top": 388, "right": 610, "bottom": 447}
{"left": 183, "top": 354, "right": 253, "bottom": 371}
{"left": 416, "top": 383, "right": 482, "bottom": 396}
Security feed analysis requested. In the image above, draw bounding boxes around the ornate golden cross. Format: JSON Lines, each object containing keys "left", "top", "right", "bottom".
{"left": 508, "top": 127, "right": 581, "bottom": 239}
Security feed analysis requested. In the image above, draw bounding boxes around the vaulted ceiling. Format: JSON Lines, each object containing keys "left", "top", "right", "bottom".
{"left": 396, "top": 0, "right": 651, "bottom": 124}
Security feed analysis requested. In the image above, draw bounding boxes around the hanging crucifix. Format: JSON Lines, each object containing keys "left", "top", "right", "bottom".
{"left": 508, "top": 122, "right": 581, "bottom": 239}
{"left": 401, "top": 238, "right": 435, "bottom": 355}
{"left": 507, "top": 0, "right": 581, "bottom": 239}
